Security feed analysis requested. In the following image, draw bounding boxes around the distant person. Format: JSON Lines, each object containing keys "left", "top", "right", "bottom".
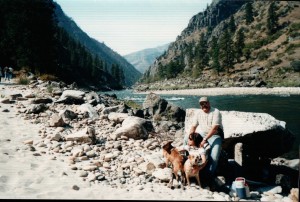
{"left": 4, "top": 66, "right": 8, "bottom": 81}
{"left": 184, "top": 96, "right": 223, "bottom": 190}
{"left": 8, "top": 66, "right": 13, "bottom": 81}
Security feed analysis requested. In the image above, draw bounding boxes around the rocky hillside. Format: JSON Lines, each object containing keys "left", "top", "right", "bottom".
{"left": 135, "top": 1, "right": 300, "bottom": 91}
{"left": 124, "top": 43, "right": 170, "bottom": 74}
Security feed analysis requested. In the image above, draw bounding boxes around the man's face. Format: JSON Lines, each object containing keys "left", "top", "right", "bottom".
{"left": 200, "top": 101, "right": 210, "bottom": 112}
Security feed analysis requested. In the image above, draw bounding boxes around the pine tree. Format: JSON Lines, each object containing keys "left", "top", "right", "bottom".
{"left": 211, "top": 36, "right": 221, "bottom": 74}
{"left": 104, "top": 62, "right": 108, "bottom": 72}
{"left": 119, "top": 68, "right": 125, "bottom": 85}
{"left": 110, "top": 63, "right": 124, "bottom": 86}
{"left": 229, "top": 15, "right": 236, "bottom": 33}
{"left": 234, "top": 28, "right": 245, "bottom": 62}
{"left": 220, "top": 28, "right": 234, "bottom": 73}
{"left": 111, "top": 64, "right": 116, "bottom": 78}
{"left": 115, "top": 64, "right": 121, "bottom": 82}
{"left": 157, "top": 64, "right": 166, "bottom": 79}
{"left": 194, "top": 32, "right": 209, "bottom": 75}
{"left": 267, "top": 2, "right": 279, "bottom": 35}
{"left": 245, "top": 2, "right": 254, "bottom": 25}
{"left": 207, "top": 26, "right": 213, "bottom": 35}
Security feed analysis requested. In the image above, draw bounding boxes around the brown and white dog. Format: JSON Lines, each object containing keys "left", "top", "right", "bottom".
{"left": 162, "top": 141, "right": 187, "bottom": 189}
{"left": 183, "top": 152, "right": 207, "bottom": 188}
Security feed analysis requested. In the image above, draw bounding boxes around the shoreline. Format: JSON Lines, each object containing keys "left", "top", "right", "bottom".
{"left": 133, "top": 87, "right": 300, "bottom": 96}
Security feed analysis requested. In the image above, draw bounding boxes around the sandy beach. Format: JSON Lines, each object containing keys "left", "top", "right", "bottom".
{"left": 0, "top": 82, "right": 298, "bottom": 200}
{"left": 134, "top": 87, "right": 300, "bottom": 96}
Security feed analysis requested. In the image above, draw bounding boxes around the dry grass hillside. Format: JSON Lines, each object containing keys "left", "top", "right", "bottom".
{"left": 135, "top": 1, "right": 300, "bottom": 91}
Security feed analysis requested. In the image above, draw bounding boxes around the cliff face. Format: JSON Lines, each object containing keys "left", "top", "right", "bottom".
{"left": 181, "top": 0, "right": 245, "bottom": 36}
{"left": 146, "top": 0, "right": 246, "bottom": 77}
{"left": 138, "top": 1, "right": 300, "bottom": 90}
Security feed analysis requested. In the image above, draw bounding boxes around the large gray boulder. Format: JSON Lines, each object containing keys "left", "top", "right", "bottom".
{"left": 55, "top": 90, "right": 85, "bottom": 104}
{"left": 108, "top": 112, "right": 129, "bottom": 124}
{"left": 26, "top": 103, "right": 48, "bottom": 114}
{"left": 59, "top": 109, "right": 78, "bottom": 121}
{"left": 185, "top": 108, "right": 295, "bottom": 158}
{"left": 143, "top": 92, "right": 168, "bottom": 116}
{"left": 77, "top": 103, "right": 99, "bottom": 120}
{"left": 111, "top": 116, "right": 154, "bottom": 140}
{"left": 65, "top": 127, "right": 96, "bottom": 144}
{"left": 142, "top": 93, "right": 185, "bottom": 123}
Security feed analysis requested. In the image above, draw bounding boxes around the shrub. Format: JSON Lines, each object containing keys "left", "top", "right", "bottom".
{"left": 124, "top": 100, "right": 142, "bottom": 109}
{"left": 17, "top": 75, "right": 30, "bottom": 85}
{"left": 291, "top": 60, "right": 300, "bottom": 72}
{"left": 255, "top": 23, "right": 263, "bottom": 30}
{"left": 289, "top": 23, "right": 300, "bottom": 32}
{"left": 281, "top": 40, "right": 289, "bottom": 46}
{"left": 267, "top": 58, "right": 282, "bottom": 67}
{"left": 257, "top": 49, "right": 271, "bottom": 61}
{"left": 276, "top": 52, "right": 285, "bottom": 58}
{"left": 39, "top": 74, "right": 58, "bottom": 81}
{"left": 276, "top": 66, "right": 293, "bottom": 75}
{"left": 285, "top": 43, "right": 300, "bottom": 54}
{"left": 47, "top": 85, "right": 53, "bottom": 93}
{"left": 289, "top": 31, "right": 300, "bottom": 38}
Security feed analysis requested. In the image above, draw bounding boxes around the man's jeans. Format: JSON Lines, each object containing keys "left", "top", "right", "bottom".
{"left": 205, "top": 136, "right": 222, "bottom": 176}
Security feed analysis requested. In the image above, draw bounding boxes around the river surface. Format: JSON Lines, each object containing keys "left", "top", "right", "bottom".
{"left": 101, "top": 89, "right": 300, "bottom": 159}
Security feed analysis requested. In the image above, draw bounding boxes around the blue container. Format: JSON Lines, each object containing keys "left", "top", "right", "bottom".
{"left": 235, "top": 177, "right": 247, "bottom": 199}
{"left": 236, "top": 187, "right": 246, "bottom": 199}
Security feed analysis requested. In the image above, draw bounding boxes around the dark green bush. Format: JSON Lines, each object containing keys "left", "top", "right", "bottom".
{"left": 257, "top": 49, "right": 271, "bottom": 61}
{"left": 268, "top": 58, "right": 282, "bottom": 67}
{"left": 291, "top": 60, "right": 300, "bottom": 72}
{"left": 289, "top": 23, "right": 300, "bottom": 32}
{"left": 286, "top": 43, "right": 300, "bottom": 54}
{"left": 39, "top": 74, "right": 58, "bottom": 81}
{"left": 17, "top": 76, "right": 30, "bottom": 85}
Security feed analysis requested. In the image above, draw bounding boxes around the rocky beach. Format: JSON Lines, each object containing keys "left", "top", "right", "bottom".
{"left": 0, "top": 79, "right": 299, "bottom": 201}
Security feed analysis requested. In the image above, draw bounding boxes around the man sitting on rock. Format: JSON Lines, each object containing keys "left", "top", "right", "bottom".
{"left": 184, "top": 96, "right": 223, "bottom": 190}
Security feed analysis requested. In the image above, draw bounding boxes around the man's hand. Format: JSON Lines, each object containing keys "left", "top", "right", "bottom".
{"left": 200, "top": 139, "right": 206, "bottom": 147}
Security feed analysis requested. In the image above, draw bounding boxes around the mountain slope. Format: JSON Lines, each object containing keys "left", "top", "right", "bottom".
{"left": 54, "top": 3, "right": 142, "bottom": 87}
{"left": 136, "top": 0, "right": 300, "bottom": 90}
{"left": 123, "top": 43, "right": 170, "bottom": 73}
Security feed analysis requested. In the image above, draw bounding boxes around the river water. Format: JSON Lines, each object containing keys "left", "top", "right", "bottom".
{"left": 101, "top": 89, "right": 300, "bottom": 159}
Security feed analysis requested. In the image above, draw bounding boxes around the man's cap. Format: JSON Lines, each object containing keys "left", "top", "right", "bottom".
{"left": 199, "top": 96, "right": 209, "bottom": 103}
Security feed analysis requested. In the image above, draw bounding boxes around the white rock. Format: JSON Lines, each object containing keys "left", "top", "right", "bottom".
{"left": 152, "top": 167, "right": 172, "bottom": 182}
{"left": 185, "top": 109, "right": 286, "bottom": 138}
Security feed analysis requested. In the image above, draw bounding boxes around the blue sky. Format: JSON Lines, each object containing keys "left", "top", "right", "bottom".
{"left": 54, "top": 0, "right": 212, "bottom": 55}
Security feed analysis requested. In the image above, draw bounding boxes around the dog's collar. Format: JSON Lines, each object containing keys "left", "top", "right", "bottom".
{"left": 189, "top": 161, "right": 198, "bottom": 172}
{"left": 190, "top": 164, "right": 198, "bottom": 174}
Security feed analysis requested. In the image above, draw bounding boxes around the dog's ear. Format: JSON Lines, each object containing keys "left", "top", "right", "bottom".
{"left": 162, "top": 141, "right": 174, "bottom": 154}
